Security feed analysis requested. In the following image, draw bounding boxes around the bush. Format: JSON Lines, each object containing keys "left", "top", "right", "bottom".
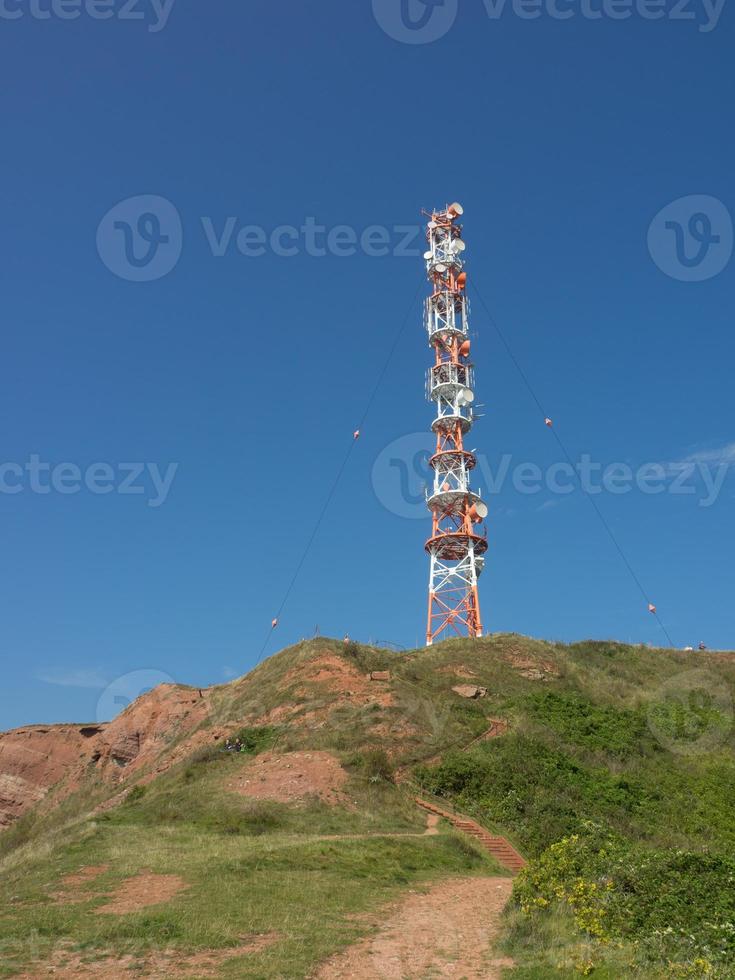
{"left": 523, "top": 691, "right": 648, "bottom": 755}
{"left": 226, "top": 725, "right": 279, "bottom": 755}
{"left": 354, "top": 748, "right": 395, "bottom": 783}
{"left": 340, "top": 642, "right": 394, "bottom": 674}
{"left": 414, "top": 736, "right": 649, "bottom": 856}
{"left": 514, "top": 823, "right": 735, "bottom": 973}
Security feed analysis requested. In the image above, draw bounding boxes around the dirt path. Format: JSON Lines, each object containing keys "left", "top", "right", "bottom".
{"left": 94, "top": 873, "right": 187, "bottom": 915}
{"left": 13, "top": 935, "right": 279, "bottom": 979}
{"left": 259, "top": 809, "right": 441, "bottom": 847}
{"left": 315, "top": 876, "right": 514, "bottom": 979}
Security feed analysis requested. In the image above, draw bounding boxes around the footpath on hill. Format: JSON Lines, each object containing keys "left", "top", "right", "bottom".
{"left": 314, "top": 875, "right": 514, "bottom": 979}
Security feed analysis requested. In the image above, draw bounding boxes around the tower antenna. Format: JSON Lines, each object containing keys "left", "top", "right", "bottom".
{"left": 423, "top": 202, "right": 487, "bottom": 645}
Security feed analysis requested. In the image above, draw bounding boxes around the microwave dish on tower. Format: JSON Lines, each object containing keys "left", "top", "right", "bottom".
{"left": 422, "top": 203, "right": 486, "bottom": 645}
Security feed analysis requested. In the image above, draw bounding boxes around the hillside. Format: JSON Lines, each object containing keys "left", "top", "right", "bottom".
{"left": 0, "top": 634, "right": 734, "bottom": 978}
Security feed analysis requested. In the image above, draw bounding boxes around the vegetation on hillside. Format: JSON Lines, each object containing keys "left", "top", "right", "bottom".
{"left": 412, "top": 639, "right": 735, "bottom": 977}
{"left": 0, "top": 634, "right": 733, "bottom": 977}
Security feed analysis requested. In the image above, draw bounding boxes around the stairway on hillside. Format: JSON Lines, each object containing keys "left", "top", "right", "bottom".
{"left": 416, "top": 798, "right": 526, "bottom": 874}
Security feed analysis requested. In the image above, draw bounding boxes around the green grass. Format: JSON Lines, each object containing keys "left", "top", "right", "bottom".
{"left": 406, "top": 638, "right": 735, "bottom": 978}
{"left": 0, "top": 710, "right": 499, "bottom": 977}
{"left": 0, "top": 821, "right": 496, "bottom": 979}
{"left": 105, "top": 746, "right": 424, "bottom": 838}
{"left": 1, "top": 633, "right": 734, "bottom": 978}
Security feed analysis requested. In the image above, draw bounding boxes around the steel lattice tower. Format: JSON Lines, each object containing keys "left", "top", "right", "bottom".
{"left": 423, "top": 203, "right": 488, "bottom": 645}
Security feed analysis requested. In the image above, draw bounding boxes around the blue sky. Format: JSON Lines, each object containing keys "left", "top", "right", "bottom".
{"left": 1, "top": 1, "right": 733, "bottom": 729}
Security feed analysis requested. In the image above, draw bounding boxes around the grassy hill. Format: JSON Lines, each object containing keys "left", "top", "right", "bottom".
{"left": 0, "top": 634, "right": 733, "bottom": 978}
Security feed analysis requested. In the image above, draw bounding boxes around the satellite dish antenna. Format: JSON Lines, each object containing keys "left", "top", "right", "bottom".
{"left": 449, "top": 202, "right": 464, "bottom": 216}
{"left": 470, "top": 500, "right": 488, "bottom": 522}
{"left": 428, "top": 220, "right": 437, "bottom": 229}
{"left": 461, "top": 388, "right": 474, "bottom": 404}
{"left": 434, "top": 263, "right": 447, "bottom": 273}
{"left": 423, "top": 250, "right": 433, "bottom": 260}
{"left": 454, "top": 239, "right": 466, "bottom": 252}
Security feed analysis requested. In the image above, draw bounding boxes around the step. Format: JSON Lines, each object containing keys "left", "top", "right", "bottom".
{"left": 415, "top": 797, "right": 526, "bottom": 874}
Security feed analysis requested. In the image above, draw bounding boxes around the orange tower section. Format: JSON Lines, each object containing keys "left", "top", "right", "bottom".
{"left": 423, "top": 203, "right": 488, "bottom": 645}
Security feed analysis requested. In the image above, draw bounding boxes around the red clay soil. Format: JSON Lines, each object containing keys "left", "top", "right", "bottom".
{"left": 285, "top": 654, "right": 394, "bottom": 705}
{"left": 315, "top": 876, "right": 514, "bottom": 979}
{"left": 12, "top": 934, "right": 279, "bottom": 979}
{"left": 60, "top": 865, "right": 110, "bottom": 889}
{"left": 0, "top": 684, "right": 220, "bottom": 830}
{"left": 0, "top": 725, "right": 97, "bottom": 829}
{"left": 501, "top": 650, "right": 560, "bottom": 680}
{"left": 95, "top": 873, "right": 188, "bottom": 915}
{"left": 466, "top": 718, "right": 510, "bottom": 743}
{"left": 52, "top": 865, "right": 110, "bottom": 904}
{"left": 0, "top": 647, "right": 399, "bottom": 831}
{"left": 438, "top": 664, "right": 479, "bottom": 679}
{"left": 228, "top": 750, "right": 352, "bottom": 807}
{"left": 255, "top": 653, "right": 395, "bottom": 732}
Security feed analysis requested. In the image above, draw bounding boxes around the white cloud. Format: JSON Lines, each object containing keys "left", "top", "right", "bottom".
{"left": 679, "top": 442, "right": 735, "bottom": 466}
{"left": 36, "top": 668, "right": 109, "bottom": 689}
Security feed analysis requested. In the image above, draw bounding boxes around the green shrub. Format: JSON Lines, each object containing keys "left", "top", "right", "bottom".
{"left": 227, "top": 725, "right": 280, "bottom": 755}
{"left": 514, "top": 823, "right": 735, "bottom": 973}
{"left": 415, "top": 736, "right": 649, "bottom": 855}
{"left": 648, "top": 697, "right": 732, "bottom": 751}
{"left": 352, "top": 748, "right": 395, "bottom": 783}
{"left": 339, "top": 643, "right": 394, "bottom": 674}
{"left": 523, "top": 691, "right": 648, "bottom": 755}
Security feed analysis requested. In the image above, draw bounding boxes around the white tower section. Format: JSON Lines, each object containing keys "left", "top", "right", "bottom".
{"left": 423, "top": 203, "right": 487, "bottom": 645}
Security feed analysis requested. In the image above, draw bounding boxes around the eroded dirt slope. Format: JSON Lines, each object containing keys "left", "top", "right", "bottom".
{"left": 0, "top": 684, "right": 211, "bottom": 829}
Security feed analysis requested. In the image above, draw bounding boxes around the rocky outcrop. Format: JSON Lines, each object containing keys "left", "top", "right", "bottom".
{"left": 0, "top": 684, "right": 212, "bottom": 831}
{"left": 0, "top": 724, "right": 102, "bottom": 828}
{"left": 451, "top": 685, "right": 488, "bottom": 699}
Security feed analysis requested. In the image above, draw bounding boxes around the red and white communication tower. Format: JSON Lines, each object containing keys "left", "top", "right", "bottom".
{"left": 423, "top": 202, "right": 488, "bottom": 645}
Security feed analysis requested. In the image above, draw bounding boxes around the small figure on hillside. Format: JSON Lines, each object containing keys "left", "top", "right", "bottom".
{"left": 699, "top": 641, "right": 707, "bottom": 651}
{"left": 343, "top": 634, "right": 350, "bottom": 644}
